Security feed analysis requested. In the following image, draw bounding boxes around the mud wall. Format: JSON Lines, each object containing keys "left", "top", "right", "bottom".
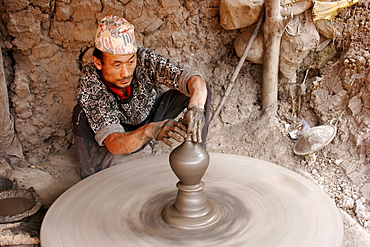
{"left": 1, "top": 0, "right": 369, "bottom": 173}
{"left": 300, "top": 2, "right": 370, "bottom": 159}
{"left": 0, "top": 0, "right": 250, "bottom": 165}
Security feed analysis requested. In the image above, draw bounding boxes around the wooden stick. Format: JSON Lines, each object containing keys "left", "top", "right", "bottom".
{"left": 210, "top": 11, "right": 264, "bottom": 123}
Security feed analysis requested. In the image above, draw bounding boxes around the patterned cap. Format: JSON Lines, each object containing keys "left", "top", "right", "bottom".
{"left": 95, "top": 15, "right": 137, "bottom": 55}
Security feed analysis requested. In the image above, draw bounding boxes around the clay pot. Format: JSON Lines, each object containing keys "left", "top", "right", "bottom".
{"left": 169, "top": 136, "right": 209, "bottom": 186}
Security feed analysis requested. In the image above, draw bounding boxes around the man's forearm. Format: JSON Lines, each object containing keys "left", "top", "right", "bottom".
{"left": 187, "top": 75, "right": 207, "bottom": 108}
{"left": 104, "top": 123, "right": 157, "bottom": 155}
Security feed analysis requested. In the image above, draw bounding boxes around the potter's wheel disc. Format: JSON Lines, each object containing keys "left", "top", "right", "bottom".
{"left": 41, "top": 153, "right": 343, "bottom": 247}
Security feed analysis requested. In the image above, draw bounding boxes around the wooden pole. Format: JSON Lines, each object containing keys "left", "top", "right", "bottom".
{"left": 210, "top": 11, "right": 264, "bottom": 123}
{"left": 262, "top": 0, "right": 287, "bottom": 110}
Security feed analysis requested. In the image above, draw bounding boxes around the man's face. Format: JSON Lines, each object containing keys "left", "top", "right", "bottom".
{"left": 93, "top": 52, "right": 137, "bottom": 91}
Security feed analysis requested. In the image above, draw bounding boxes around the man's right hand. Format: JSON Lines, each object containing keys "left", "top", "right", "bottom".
{"left": 105, "top": 119, "right": 188, "bottom": 155}
{"left": 150, "top": 119, "right": 187, "bottom": 147}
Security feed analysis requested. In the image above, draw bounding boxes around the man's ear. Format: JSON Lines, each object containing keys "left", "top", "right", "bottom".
{"left": 92, "top": 56, "right": 103, "bottom": 70}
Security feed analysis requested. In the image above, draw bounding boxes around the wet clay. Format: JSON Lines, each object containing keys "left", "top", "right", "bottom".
{"left": 0, "top": 197, "right": 34, "bottom": 216}
{"left": 0, "top": 188, "right": 42, "bottom": 223}
{"left": 169, "top": 136, "right": 209, "bottom": 185}
{"left": 162, "top": 136, "right": 221, "bottom": 229}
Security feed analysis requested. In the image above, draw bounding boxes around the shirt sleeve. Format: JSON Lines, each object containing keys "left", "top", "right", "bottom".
{"left": 76, "top": 65, "right": 125, "bottom": 146}
{"left": 95, "top": 124, "right": 124, "bottom": 146}
{"left": 178, "top": 68, "right": 204, "bottom": 96}
{"left": 138, "top": 48, "right": 204, "bottom": 96}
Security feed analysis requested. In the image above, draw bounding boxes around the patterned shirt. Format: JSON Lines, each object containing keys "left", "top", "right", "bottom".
{"left": 77, "top": 48, "right": 202, "bottom": 146}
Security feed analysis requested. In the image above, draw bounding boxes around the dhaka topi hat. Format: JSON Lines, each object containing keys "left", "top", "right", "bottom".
{"left": 95, "top": 15, "right": 137, "bottom": 55}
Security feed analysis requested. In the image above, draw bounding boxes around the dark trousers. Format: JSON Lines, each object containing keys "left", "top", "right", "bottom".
{"left": 72, "top": 86, "right": 211, "bottom": 179}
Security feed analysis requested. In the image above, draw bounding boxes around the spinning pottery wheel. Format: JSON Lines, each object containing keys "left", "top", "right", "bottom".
{"left": 41, "top": 139, "right": 343, "bottom": 246}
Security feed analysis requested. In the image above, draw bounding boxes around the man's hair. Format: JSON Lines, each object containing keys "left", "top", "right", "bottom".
{"left": 93, "top": 48, "right": 104, "bottom": 64}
